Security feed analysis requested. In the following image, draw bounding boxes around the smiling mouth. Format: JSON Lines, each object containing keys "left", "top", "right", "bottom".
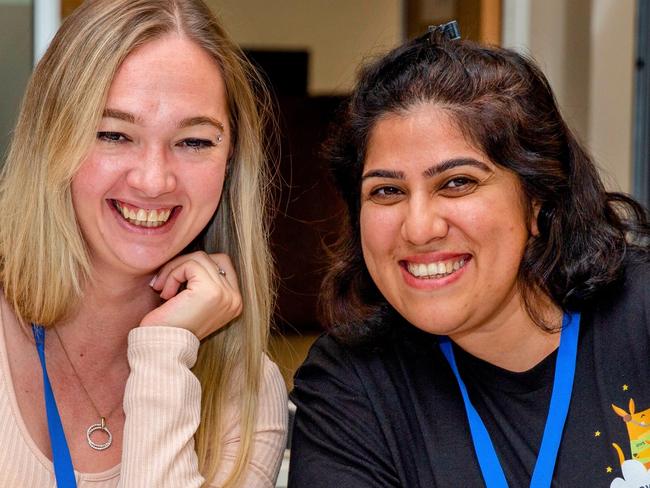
{"left": 112, "top": 200, "right": 177, "bottom": 228}
{"left": 405, "top": 256, "right": 468, "bottom": 279}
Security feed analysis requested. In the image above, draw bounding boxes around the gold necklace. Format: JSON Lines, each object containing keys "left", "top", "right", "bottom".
{"left": 53, "top": 327, "right": 121, "bottom": 451}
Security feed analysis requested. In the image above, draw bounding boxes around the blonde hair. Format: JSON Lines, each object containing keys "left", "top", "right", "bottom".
{"left": 0, "top": 0, "right": 275, "bottom": 485}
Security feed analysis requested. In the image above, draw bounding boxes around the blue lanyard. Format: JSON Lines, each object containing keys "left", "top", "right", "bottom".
{"left": 437, "top": 312, "right": 580, "bottom": 488}
{"left": 32, "top": 324, "right": 78, "bottom": 488}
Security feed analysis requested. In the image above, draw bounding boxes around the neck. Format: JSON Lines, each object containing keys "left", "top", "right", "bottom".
{"left": 55, "top": 268, "right": 161, "bottom": 362}
{"left": 449, "top": 296, "right": 563, "bottom": 373}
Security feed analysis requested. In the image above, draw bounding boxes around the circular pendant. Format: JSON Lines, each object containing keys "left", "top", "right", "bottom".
{"left": 86, "top": 418, "right": 112, "bottom": 451}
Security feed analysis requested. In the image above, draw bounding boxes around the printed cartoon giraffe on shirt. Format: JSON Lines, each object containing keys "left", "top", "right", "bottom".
{"left": 612, "top": 399, "right": 650, "bottom": 467}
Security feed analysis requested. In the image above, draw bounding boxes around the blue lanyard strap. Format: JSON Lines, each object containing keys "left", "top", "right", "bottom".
{"left": 32, "top": 324, "right": 78, "bottom": 488}
{"left": 437, "top": 312, "right": 580, "bottom": 488}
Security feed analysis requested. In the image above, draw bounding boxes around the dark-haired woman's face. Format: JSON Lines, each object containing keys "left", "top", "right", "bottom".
{"left": 360, "top": 104, "right": 537, "bottom": 339}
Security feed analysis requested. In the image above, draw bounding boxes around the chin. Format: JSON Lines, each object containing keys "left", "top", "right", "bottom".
{"left": 119, "top": 261, "right": 165, "bottom": 276}
{"left": 397, "top": 307, "right": 463, "bottom": 337}
{"left": 113, "top": 250, "right": 180, "bottom": 275}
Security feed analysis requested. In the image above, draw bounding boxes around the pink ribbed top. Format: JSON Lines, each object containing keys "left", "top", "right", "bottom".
{"left": 0, "top": 304, "right": 288, "bottom": 487}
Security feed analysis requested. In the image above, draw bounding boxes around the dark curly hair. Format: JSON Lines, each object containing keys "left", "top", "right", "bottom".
{"left": 321, "top": 29, "right": 650, "bottom": 343}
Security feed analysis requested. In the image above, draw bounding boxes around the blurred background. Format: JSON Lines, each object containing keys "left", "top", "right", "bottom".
{"left": 1, "top": 0, "right": 648, "bottom": 392}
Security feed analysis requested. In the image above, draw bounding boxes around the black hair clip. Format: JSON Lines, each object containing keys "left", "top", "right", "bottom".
{"left": 425, "top": 20, "right": 461, "bottom": 42}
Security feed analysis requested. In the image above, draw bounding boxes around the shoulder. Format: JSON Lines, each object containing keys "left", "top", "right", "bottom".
{"left": 293, "top": 324, "right": 434, "bottom": 398}
{"left": 222, "top": 354, "right": 287, "bottom": 429}
{"left": 303, "top": 319, "right": 434, "bottom": 363}
{"left": 259, "top": 354, "right": 288, "bottom": 414}
{"left": 587, "top": 256, "right": 650, "bottom": 324}
{"left": 298, "top": 333, "right": 354, "bottom": 370}
{"left": 620, "top": 257, "right": 650, "bottom": 295}
{"left": 289, "top": 330, "right": 430, "bottom": 486}
{"left": 212, "top": 355, "right": 288, "bottom": 487}
{"left": 610, "top": 258, "right": 648, "bottom": 306}
{"left": 291, "top": 334, "right": 371, "bottom": 409}
{"left": 294, "top": 333, "right": 375, "bottom": 385}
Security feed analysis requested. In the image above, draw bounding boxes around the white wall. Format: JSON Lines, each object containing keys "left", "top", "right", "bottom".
{"left": 33, "top": 0, "right": 60, "bottom": 63}
{"left": 502, "top": 0, "right": 636, "bottom": 193}
{"left": 207, "top": 0, "right": 403, "bottom": 95}
{"left": 587, "top": 0, "right": 636, "bottom": 192}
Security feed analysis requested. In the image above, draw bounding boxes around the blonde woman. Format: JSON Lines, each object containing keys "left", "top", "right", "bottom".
{"left": 0, "top": 0, "right": 287, "bottom": 486}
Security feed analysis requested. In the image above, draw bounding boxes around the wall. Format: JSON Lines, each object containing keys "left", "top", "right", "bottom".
{"left": 503, "top": 0, "right": 636, "bottom": 193}
{"left": 588, "top": 0, "right": 636, "bottom": 192}
{"left": 0, "top": 0, "right": 32, "bottom": 159}
{"left": 206, "top": 0, "right": 403, "bottom": 95}
{"left": 216, "top": 0, "right": 638, "bottom": 191}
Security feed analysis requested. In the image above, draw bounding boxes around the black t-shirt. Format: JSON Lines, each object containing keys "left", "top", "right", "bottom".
{"left": 289, "top": 261, "right": 650, "bottom": 487}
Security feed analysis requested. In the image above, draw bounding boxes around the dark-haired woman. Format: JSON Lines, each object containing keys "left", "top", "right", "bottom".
{"left": 288, "top": 27, "right": 650, "bottom": 488}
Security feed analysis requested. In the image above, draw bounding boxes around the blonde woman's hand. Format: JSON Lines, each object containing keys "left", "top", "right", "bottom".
{"left": 140, "top": 252, "right": 242, "bottom": 339}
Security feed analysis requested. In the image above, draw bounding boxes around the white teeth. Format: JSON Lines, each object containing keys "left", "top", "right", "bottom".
{"left": 407, "top": 258, "right": 467, "bottom": 279}
{"left": 147, "top": 209, "right": 158, "bottom": 222}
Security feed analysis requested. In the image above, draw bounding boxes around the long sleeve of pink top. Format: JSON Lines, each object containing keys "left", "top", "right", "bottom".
{"left": 0, "top": 323, "right": 288, "bottom": 487}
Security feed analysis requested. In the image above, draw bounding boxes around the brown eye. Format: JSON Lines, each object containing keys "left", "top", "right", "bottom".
{"left": 445, "top": 177, "right": 473, "bottom": 188}
{"left": 440, "top": 176, "right": 478, "bottom": 195}
{"left": 363, "top": 185, "right": 405, "bottom": 205}
{"left": 372, "top": 186, "right": 401, "bottom": 197}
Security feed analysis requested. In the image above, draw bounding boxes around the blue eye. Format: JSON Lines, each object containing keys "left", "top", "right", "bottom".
{"left": 179, "top": 138, "right": 215, "bottom": 151}
{"left": 97, "top": 131, "right": 129, "bottom": 143}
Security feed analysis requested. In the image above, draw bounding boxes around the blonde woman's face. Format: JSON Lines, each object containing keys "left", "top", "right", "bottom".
{"left": 72, "top": 34, "right": 230, "bottom": 277}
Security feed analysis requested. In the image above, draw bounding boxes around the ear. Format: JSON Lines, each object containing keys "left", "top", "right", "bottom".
{"left": 530, "top": 201, "right": 542, "bottom": 237}
{"left": 612, "top": 404, "right": 628, "bottom": 418}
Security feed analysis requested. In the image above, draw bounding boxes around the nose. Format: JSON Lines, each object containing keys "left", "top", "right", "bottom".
{"left": 126, "top": 145, "right": 177, "bottom": 197}
{"left": 401, "top": 196, "right": 449, "bottom": 245}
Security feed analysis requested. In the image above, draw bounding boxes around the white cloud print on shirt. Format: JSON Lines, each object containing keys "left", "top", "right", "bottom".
{"left": 610, "top": 460, "right": 650, "bottom": 488}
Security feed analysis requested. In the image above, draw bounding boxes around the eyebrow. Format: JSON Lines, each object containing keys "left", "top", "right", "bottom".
{"left": 178, "top": 116, "right": 225, "bottom": 132}
{"left": 361, "top": 158, "right": 491, "bottom": 181}
{"left": 422, "top": 158, "right": 491, "bottom": 177}
{"left": 103, "top": 108, "right": 138, "bottom": 124}
{"left": 361, "top": 169, "right": 405, "bottom": 180}
{"left": 102, "top": 109, "right": 225, "bottom": 132}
